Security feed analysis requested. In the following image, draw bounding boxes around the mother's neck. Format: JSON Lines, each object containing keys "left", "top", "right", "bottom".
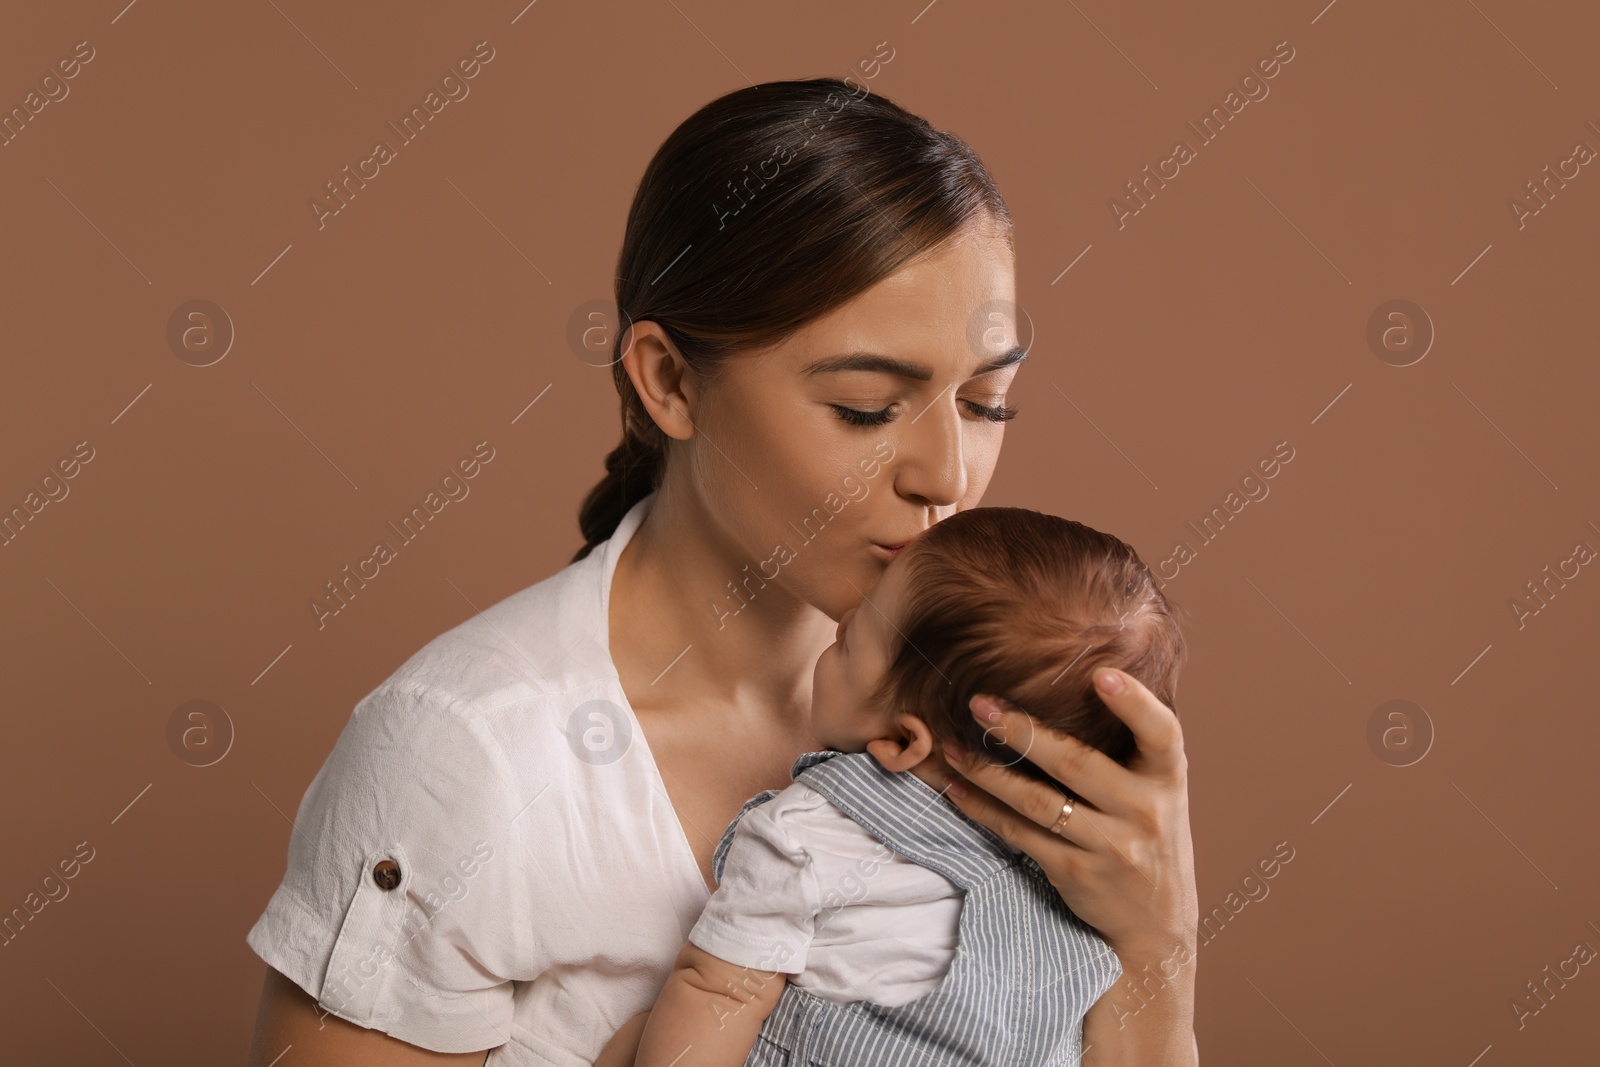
{"left": 609, "top": 488, "right": 836, "bottom": 732}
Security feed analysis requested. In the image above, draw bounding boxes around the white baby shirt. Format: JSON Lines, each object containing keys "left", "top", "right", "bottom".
{"left": 688, "top": 778, "right": 967, "bottom": 1007}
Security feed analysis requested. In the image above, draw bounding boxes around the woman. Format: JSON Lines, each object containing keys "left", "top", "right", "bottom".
{"left": 246, "top": 77, "right": 1198, "bottom": 1066}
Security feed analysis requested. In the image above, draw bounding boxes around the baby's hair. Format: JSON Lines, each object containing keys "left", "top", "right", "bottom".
{"left": 864, "top": 507, "right": 1188, "bottom": 787}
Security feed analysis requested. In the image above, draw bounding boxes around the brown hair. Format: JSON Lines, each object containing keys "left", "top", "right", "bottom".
{"left": 572, "top": 77, "right": 1012, "bottom": 563}
{"left": 867, "top": 507, "right": 1188, "bottom": 786}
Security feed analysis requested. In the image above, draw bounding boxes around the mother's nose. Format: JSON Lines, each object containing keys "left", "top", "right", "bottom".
{"left": 890, "top": 398, "right": 968, "bottom": 507}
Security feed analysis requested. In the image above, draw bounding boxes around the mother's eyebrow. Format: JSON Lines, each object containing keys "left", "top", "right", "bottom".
{"left": 801, "top": 346, "right": 1028, "bottom": 381}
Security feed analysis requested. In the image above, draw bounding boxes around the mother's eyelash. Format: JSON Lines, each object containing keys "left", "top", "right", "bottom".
{"left": 966, "top": 400, "right": 1018, "bottom": 422}
{"left": 830, "top": 404, "right": 895, "bottom": 427}
{"left": 828, "top": 400, "right": 1018, "bottom": 427}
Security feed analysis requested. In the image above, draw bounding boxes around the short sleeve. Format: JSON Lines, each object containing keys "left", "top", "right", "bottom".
{"left": 245, "top": 680, "right": 529, "bottom": 1054}
{"left": 687, "top": 797, "right": 819, "bottom": 976}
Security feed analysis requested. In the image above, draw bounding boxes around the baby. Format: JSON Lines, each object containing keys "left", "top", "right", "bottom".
{"left": 622, "top": 505, "right": 1187, "bottom": 1066}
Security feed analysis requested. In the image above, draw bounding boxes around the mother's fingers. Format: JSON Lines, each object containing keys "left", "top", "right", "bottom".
{"left": 942, "top": 759, "right": 1094, "bottom": 864}
{"left": 965, "top": 692, "right": 1130, "bottom": 814}
{"left": 1090, "top": 667, "right": 1186, "bottom": 778}
{"left": 944, "top": 742, "right": 1102, "bottom": 851}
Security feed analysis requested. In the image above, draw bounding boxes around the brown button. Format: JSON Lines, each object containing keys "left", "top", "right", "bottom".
{"left": 371, "top": 859, "right": 402, "bottom": 890}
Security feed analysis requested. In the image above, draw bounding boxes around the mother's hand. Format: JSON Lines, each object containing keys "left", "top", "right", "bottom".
{"left": 940, "top": 666, "right": 1198, "bottom": 966}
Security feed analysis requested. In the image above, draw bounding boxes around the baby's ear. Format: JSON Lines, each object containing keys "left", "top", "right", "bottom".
{"left": 866, "top": 713, "right": 935, "bottom": 772}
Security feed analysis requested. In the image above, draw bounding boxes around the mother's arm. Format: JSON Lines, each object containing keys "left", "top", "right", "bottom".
{"left": 939, "top": 667, "right": 1199, "bottom": 1067}
{"left": 247, "top": 966, "right": 493, "bottom": 1066}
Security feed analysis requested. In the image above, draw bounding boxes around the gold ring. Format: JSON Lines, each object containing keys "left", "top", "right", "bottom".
{"left": 1048, "top": 797, "right": 1075, "bottom": 836}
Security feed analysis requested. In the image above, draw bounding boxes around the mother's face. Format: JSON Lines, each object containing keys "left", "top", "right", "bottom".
{"left": 682, "top": 222, "right": 1022, "bottom": 621}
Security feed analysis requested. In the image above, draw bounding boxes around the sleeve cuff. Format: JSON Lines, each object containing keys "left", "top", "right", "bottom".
{"left": 687, "top": 915, "right": 807, "bottom": 976}
{"left": 246, "top": 859, "right": 513, "bottom": 1055}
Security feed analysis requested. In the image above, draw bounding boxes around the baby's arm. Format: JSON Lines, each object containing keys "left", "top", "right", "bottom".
{"left": 634, "top": 940, "right": 787, "bottom": 1067}
{"left": 634, "top": 787, "right": 817, "bottom": 1064}
{"left": 594, "top": 1010, "right": 651, "bottom": 1067}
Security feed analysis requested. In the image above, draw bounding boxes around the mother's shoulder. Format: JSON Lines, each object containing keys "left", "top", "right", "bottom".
{"left": 365, "top": 552, "right": 616, "bottom": 734}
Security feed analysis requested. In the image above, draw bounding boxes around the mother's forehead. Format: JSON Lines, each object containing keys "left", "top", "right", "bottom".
{"left": 747, "top": 319, "right": 1022, "bottom": 382}
{"left": 745, "top": 240, "right": 1015, "bottom": 361}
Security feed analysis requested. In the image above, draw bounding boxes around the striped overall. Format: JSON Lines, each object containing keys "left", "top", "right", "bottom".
{"left": 711, "top": 750, "right": 1123, "bottom": 1067}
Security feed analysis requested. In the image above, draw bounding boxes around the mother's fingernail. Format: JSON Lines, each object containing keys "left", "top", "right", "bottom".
{"left": 970, "top": 696, "right": 1001, "bottom": 723}
{"left": 1094, "top": 668, "right": 1124, "bottom": 695}
{"left": 942, "top": 741, "right": 967, "bottom": 763}
{"left": 946, "top": 778, "right": 967, "bottom": 799}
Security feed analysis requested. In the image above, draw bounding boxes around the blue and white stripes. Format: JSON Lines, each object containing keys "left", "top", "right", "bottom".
{"left": 712, "top": 749, "right": 1122, "bottom": 1067}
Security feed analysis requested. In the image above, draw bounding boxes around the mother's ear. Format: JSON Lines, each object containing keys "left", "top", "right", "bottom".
{"left": 620, "top": 320, "right": 698, "bottom": 441}
{"left": 866, "top": 713, "right": 936, "bottom": 773}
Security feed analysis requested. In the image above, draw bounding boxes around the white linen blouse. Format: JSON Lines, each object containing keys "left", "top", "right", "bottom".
{"left": 246, "top": 491, "right": 715, "bottom": 1065}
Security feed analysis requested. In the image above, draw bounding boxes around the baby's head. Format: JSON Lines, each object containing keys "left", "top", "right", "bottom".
{"left": 810, "top": 506, "right": 1187, "bottom": 785}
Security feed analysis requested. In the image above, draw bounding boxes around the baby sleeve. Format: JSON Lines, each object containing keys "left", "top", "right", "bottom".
{"left": 687, "top": 792, "right": 821, "bottom": 976}
{"left": 245, "top": 679, "right": 530, "bottom": 1054}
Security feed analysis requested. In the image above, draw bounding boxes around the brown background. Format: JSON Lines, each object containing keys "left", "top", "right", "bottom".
{"left": 2, "top": 0, "right": 1597, "bottom": 1063}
